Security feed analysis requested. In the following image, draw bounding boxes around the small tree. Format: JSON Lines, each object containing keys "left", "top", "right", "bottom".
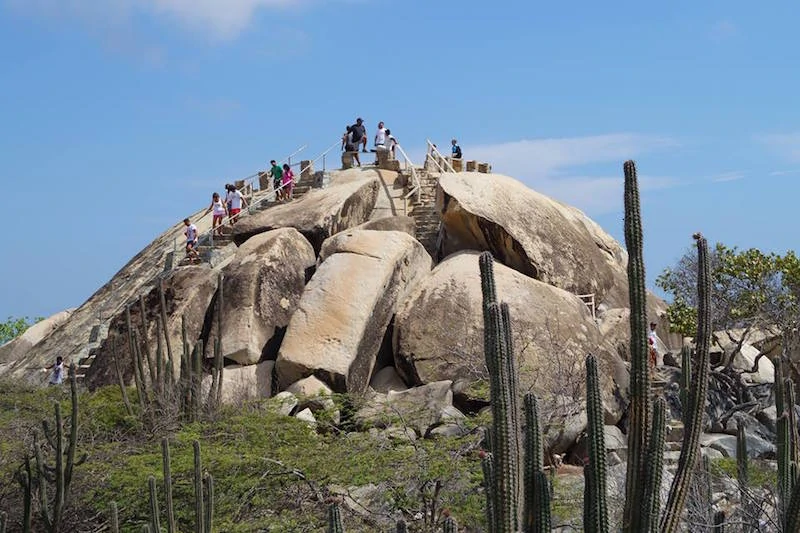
{"left": 0, "top": 316, "right": 42, "bottom": 345}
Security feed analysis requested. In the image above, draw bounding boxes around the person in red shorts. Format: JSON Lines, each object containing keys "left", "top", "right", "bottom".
{"left": 225, "top": 184, "right": 248, "bottom": 225}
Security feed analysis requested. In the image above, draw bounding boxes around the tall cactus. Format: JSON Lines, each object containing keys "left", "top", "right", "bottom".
{"left": 523, "top": 393, "right": 549, "bottom": 533}
{"left": 621, "top": 160, "right": 654, "bottom": 533}
{"left": 14, "top": 457, "right": 33, "bottom": 532}
{"left": 162, "top": 437, "right": 176, "bottom": 533}
{"left": 661, "top": 234, "right": 713, "bottom": 533}
{"left": 193, "top": 440, "right": 205, "bottom": 533}
{"left": 679, "top": 345, "right": 692, "bottom": 426}
{"left": 395, "top": 518, "right": 408, "bottom": 532}
{"left": 328, "top": 500, "right": 345, "bottom": 533}
{"left": 148, "top": 475, "right": 161, "bottom": 533}
{"left": 583, "top": 354, "right": 609, "bottom": 533}
{"left": 33, "top": 364, "right": 87, "bottom": 532}
{"left": 0, "top": 510, "right": 6, "bottom": 533}
{"left": 442, "top": 512, "right": 458, "bottom": 533}
{"left": 109, "top": 502, "right": 119, "bottom": 533}
{"left": 644, "top": 399, "right": 666, "bottom": 532}
{"left": 479, "top": 252, "right": 520, "bottom": 532}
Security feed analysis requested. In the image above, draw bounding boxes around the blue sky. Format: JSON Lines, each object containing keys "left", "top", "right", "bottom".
{"left": 1, "top": 0, "right": 799, "bottom": 320}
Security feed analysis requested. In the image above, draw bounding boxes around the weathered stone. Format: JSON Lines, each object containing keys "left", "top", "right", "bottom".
{"left": 598, "top": 300, "right": 671, "bottom": 362}
{"left": 271, "top": 391, "right": 298, "bottom": 416}
{"left": 393, "top": 252, "right": 629, "bottom": 423}
{"left": 369, "top": 366, "right": 408, "bottom": 393}
{"left": 382, "top": 425, "right": 418, "bottom": 442}
{"left": 286, "top": 375, "right": 336, "bottom": 412}
{"left": 429, "top": 424, "right": 469, "bottom": 438}
{"left": 700, "top": 433, "right": 776, "bottom": 459}
{"left": 203, "top": 360, "right": 274, "bottom": 404}
{"left": 207, "top": 228, "right": 315, "bottom": 365}
{"left": 0, "top": 309, "right": 74, "bottom": 367}
{"left": 276, "top": 230, "right": 431, "bottom": 393}
{"left": 354, "top": 380, "right": 454, "bottom": 436}
{"left": 232, "top": 172, "right": 380, "bottom": 253}
{"left": 354, "top": 216, "right": 416, "bottom": 238}
{"left": 86, "top": 265, "right": 219, "bottom": 388}
{"left": 436, "top": 172, "right": 631, "bottom": 308}
{"left": 465, "top": 160, "right": 477, "bottom": 172}
{"left": 717, "top": 338, "right": 774, "bottom": 384}
{"left": 477, "top": 162, "right": 491, "bottom": 173}
{"left": 295, "top": 407, "right": 317, "bottom": 428}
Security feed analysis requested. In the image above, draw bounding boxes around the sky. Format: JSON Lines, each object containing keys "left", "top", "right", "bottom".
{"left": 1, "top": 0, "right": 799, "bottom": 320}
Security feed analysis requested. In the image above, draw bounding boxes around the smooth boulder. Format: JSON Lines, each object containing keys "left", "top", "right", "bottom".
{"left": 209, "top": 228, "right": 315, "bottom": 365}
{"left": 232, "top": 171, "right": 380, "bottom": 253}
{"left": 0, "top": 309, "right": 74, "bottom": 366}
{"left": 203, "top": 360, "right": 274, "bottom": 404}
{"left": 437, "top": 172, "right": 630, "bottom": 307}
{"left": 276, "top": 230, "right": 431, "bottom": 393}
{"left": 393, "top": 251, "right": 629, "bottom": 422}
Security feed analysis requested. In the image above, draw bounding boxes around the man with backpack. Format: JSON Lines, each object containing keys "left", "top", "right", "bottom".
{"left": 350, "top": 117, "right": 368, "bottom": 153}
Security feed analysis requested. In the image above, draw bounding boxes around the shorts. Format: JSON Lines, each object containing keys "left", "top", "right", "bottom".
{"left": 273, "top": 178, "right": 282, "bottom": 189}
{"left": 345, "top": 143, "right": 357, "bottom": 153}
{"left": 187, "top": 239, "right": 198, "bottom": 249}
{"left": 230, "top": 208, "right": 241, "bottom": 217}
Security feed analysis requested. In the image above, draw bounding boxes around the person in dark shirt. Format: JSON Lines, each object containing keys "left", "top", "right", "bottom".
{"left": 451, "top": 138, "right": 462, "bottom": 159}
{"left": 350, "top": 117, "right": 368, "bottom": 153}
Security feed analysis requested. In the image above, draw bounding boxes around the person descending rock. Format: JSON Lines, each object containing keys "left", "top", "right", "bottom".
{"left": 385, "top": 129, "right": 397, "bottom": 158}
{"left": 281, "top": 164, "right": 295, "bottom": 201}
{"left": 224, "top": 183, "right": 234, "bottom": 212}
{"left": 207, "top": 192, "right": 227, "bottom": 235}
{"left": 374, "top": 121, "right": 387, "bottom": 150}
{"left": 350, "top": 117, "right": 368, "bottom": 153}
{"left": 342, "top": 126, "right": 361, "bottom": 167}
{"left": 184, "top": 217, "right": 200, "bottom": 262}
{"left": 269, "top": 160, "right": 284, "bottom": 201}
{"left": 451, "top": 138, "right": 462, "bottom": 159}
{"left": 43, "top": 356, "right": 65, "bottom": 385}
{"left": 648, "top": 321, "right": 658, "bottom": 373}
{"left": 225, "top": 184, "right": 248, "bottom": 225}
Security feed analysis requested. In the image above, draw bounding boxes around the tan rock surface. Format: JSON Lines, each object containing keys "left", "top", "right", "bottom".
{"left": 393, "top": 251, "right": 629, "bottom": 422}
{"left": 437, "top": 172, "right": 630, "bottom": 307}
{"left": 0, "top": 309, "right": 74, "bottom": 366}
{"left": 203, "top": 360, "right": 274, "bottom": 404}
{"left": 276, "top": 230, "right": 431, "bottom": 393}
{"left": 232, "top": 170, "right": 381, "bottom": 253}
{"left": 207, "top": 228, "right": 315, "bottom": 365}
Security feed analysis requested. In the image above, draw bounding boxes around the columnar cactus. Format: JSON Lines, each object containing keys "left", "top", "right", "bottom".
{"left": 109, "top": 502, "right": 119, "bottom": 533}
{"left": 194, "top": 440, "right": 205, "bottom": 533}
{"left": 162, "top": 438, "right": 176, "bottom": 533}
{"left": 14, "top": 457, "right": 33, "bottom": 533}
{"left": 621, "top": 160, "right": 655, "bottom": 533}
{"left": 328, "top": 500, "right": 345, "bottom": 533}
{"left": 679, "top": 346, "right": 692, "bottom": 426}
{"left": 148, "top": 475, "right": 161, "bottom": 533}
{"left": 661, "top": 234, "right": 713, "bottom": 533}
{"left": 442, "top": 513, "right": 458, "bottom": 533}
{"left": 395, "top": 518, "right": 408, "bottom": 533}
{"left": 644, "top": 399, "right": 666, "bottom": 532}
{"left": 583, "top": 354, "right": 609, "bottom": 533}
{"left": 523, "top": 393, "right": 549, "bottom": 533}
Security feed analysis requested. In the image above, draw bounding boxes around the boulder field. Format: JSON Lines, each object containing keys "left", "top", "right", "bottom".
{"left": 3, "top": 167, "right": 683, "bottom": 459}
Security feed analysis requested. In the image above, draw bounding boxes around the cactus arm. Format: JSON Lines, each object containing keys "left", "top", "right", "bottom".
{"left": 661, "top": 234, "right": 712, "bottom": 533}
{"left": 109, "top": 501, "right": 119, "bottom": 533}
{"left": 328, "top": 501, "right": 345, "bottom": 533}
{"left": 644, "top": 399, "right": 666, "bottom": 532}
{"left": 204, "top": 473, "right": 214, "bottom": 533}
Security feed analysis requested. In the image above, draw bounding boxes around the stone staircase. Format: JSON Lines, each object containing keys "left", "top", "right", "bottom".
{"left": 407, "top": 169, "right": 441, "bottom": 260}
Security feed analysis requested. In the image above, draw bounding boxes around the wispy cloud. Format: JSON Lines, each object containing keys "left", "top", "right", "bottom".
{"left": 757, "top": 133, "right": 800, "bottom": 163}
{"left": 710, "top": 19, "right": 738, "bottom": 42}
{"left": 458, "top": 134, "right": 680, "bottom": 215}
{"left": 769, "top": 169, "right": 800, "bottom": 177}
{"left": 710, "top": 171, "right": 745, "bottom": 183}
{"left": 4, "top": 0, "right": 309, "bottom": 40}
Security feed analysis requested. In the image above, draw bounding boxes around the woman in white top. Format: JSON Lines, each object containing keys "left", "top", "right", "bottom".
{"left": 207, "top": 192, "right": 228, "bottom": 235}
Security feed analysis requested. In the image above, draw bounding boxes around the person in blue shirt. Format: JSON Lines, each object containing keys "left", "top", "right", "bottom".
{"left": 451, "top": 138, "right": 462, "bottom": 159}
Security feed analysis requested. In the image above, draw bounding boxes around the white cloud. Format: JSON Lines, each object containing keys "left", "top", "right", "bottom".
{"left": 457, "top": 134, "right": 679, "bottom": 215}
{"left": 757, "top": 133, "right": 800, "bottom": 163}
{"left": 710, "top": 171, "right": 745, "bottom": 182}
{"left": 4, "top": 0, "right": 306, "bottom": 39}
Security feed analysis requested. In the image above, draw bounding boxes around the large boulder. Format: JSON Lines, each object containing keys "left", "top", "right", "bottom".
{"left": 202, "top": 360, "right": 274, "bottom": 404}
{"left": 276, "top": 230, "right": 431, "bottom": 393}
{"left": 0, "top": 309, "right": 74, "bottom": 366}
{"left": 354, "top": 215, "right": 416, "bottom": 237}
{"left": 232, "top": 171, "right": 381, "bottom": 253}
{"left": 354, "top": 380, "right": 456, "bottom": 436}
{"left": 436, "top": 172, "right": 630, "bottom": 308}
{"left": 86, "top": 265, "right": 219, "bottom": 389}
{"left": 393, "top": 251, "right": 629, "bottom": 422}
{"left": 207, "top": 229, "right": 316, "bottom": 365}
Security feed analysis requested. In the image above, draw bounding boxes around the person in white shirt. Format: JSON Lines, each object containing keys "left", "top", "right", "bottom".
{"left": 374, "top": 121, "right": 387, "bottom": 149}
{"left": 184, "top": 217, "right": 200, "bottom": 262}
{"left": 206, "top": 192, "right": 228, "bottom": 235}
{"left": 385, "top": 129, "right": 397, "bottom": 158}
{"left": 44, "top": 356, "right": 65, "bottom": 385}
{"left": 225, "top": 184, "right": 248, "bottom": 225}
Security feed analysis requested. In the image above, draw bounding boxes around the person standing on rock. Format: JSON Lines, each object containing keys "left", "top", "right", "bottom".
{"left": 281, "top": 164, "right": 295, "bottom": 201}
{"left": 374, "top": 121, "right": 387, "bottom": 150}
{"left": 451, "top": 138, "right": 462, "bottom": 159}
{"left": 184, "top": 217, "right": 200, "bottom": 262}
{"left": 206, "top": 192, "right": 228, "bottom": 235}
{"left": 269, "top": 160, "right": 284, "bottom": 202}
{"left": 350, "top": 117, "right": 368, "bottom": 153}
{"left": 225, "top": 184, "right": 248, "bottom": 225}
{"left": 342, "top": 126, "right": 361, "bottom": 167}
{"left": 648, "top": 321, "right": 658, "bottom": 373}
{"left": 43, "top": 356, "right": 65, "bottom": 385}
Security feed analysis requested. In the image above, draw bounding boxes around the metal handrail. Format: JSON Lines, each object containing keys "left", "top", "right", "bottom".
{"left": 426, "top": 139, "right": 456, "bottom": 174}
{"left": 394, "top": 144, "right": 421, "bottom": 205}
{"left": 240, "top": 144, "right": 307, "bottom": 196}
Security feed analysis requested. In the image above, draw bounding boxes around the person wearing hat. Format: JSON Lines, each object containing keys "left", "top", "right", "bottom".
{"left": 350, "top": 117, "right": 368, "bottom": 153}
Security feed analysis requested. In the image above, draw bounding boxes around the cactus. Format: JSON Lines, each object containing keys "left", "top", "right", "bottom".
{"left": 442, "top": 513, "right": 458, "bottom": 533}
{"left": 328, "top": 500, "right": 345, "bottom": 533}
{"left": 643, "top": 399, "right": 666, "bottom": 533}
{"left": 621, "top": 159, "right": 655, "bottom": 533}
{"left": 109, "top": 501, "right": 119, "bottom": 533}
{"left": 148, "top": 475, "right": 161, "bottom": 533}
{"left": 661, "top": 234, "right": 713, "bottom": 533}
{"left": 583, "top": 354, "right": 609, "bottom": 533}
{"left": 194, "top": 440, "right": 205, "bottom": 533}
{"left": 33, "top": 364, "right": 87, "bottom": 532}
{"left": 532, "top": 470, "right": 551, "bottom": 533}
{"left": 0, "top": 510, "right": 6, "bottom": 533}
{"left": 480, "top": 450, "right": 496, "bottom": 530}
{"left": 158, "top": 280, "right": 175, "bottom": 385}
{"left": 127, "top": 306, "right": 148, "bottom": 409}
{"left": 204, "top": 473, "right": 214, "bottom": 533}
{"left": 111, "top": 337, "right": 135, "bottom": 417}
{"left": 14, "top": 456, "right": 33, "bottom": 533}
{"left": 162, "top": 438, "right": 176, "bottom": 533}
{"left": 523, "top": 393, "right": 549, "bottom": 533}
{"left": 479, "top": 252, "right": 521, "bottom": 532}
{"left": 713, "top": 510, "right": 725, "bottom": 533}
{"left": 679, "top": 345, "right": 692, "bottom": 426}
